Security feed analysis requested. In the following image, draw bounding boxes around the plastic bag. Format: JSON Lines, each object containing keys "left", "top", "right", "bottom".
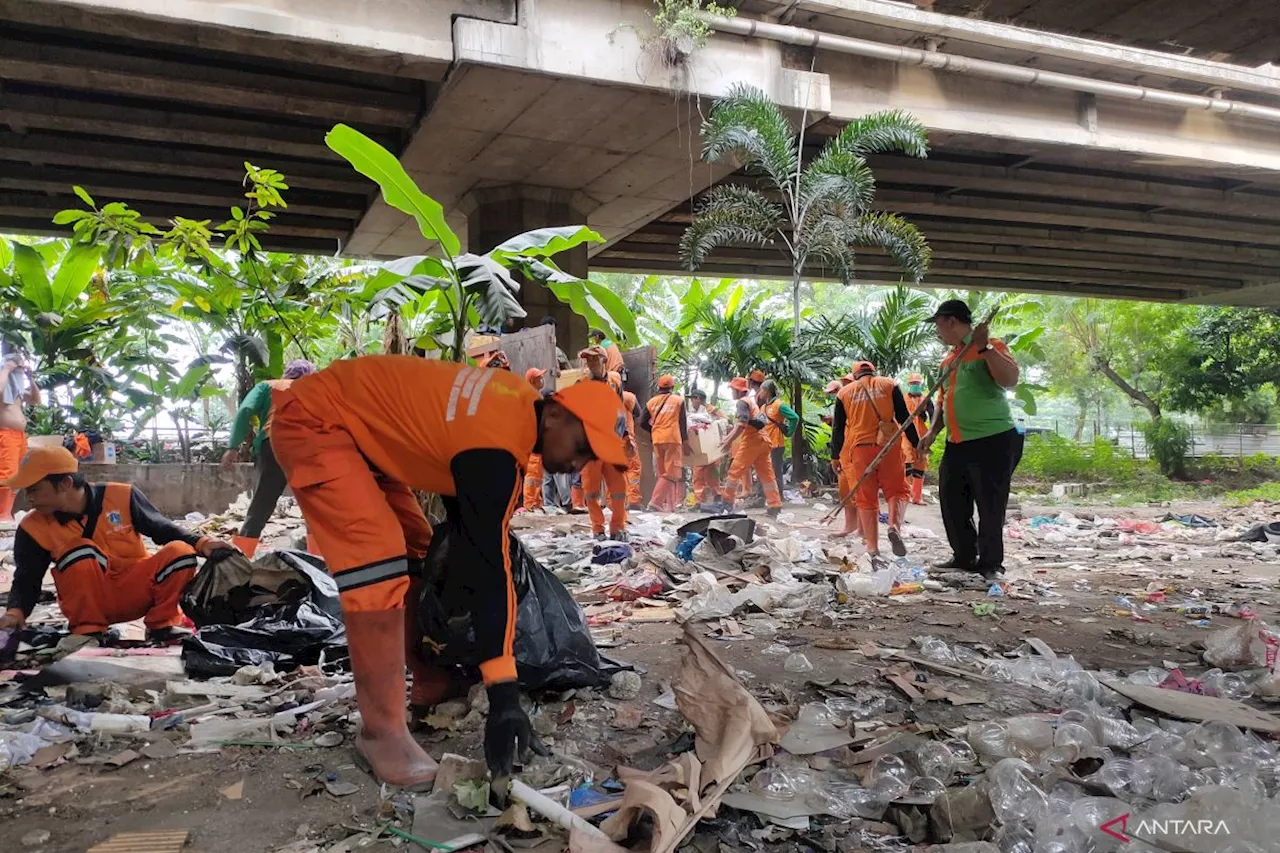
{"left": 417, "top": 522, "right": 607, "bottom": 691}
{"left": 675, "top": 514, "right": 755, "bottom": 555}
{"left": 181, "top": 550, "right": 345, "bottom": 677}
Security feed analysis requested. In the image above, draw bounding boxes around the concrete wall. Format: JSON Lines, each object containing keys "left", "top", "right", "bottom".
{"left": 15, "top": 463, "right": 257, "bottom": 518}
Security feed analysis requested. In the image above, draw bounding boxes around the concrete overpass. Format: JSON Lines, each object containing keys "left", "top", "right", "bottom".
{"left": 4, "top": 0, "right": 1280, "bottom": 310}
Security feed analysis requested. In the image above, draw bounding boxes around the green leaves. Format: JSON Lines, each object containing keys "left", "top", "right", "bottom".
{"left": 50, "top": 243, "right": 102, "bottom": 311}
{"left": 701, "top": 83, "right": 799, "bottom": 198}
{"left": 13, "top": 244, "right": 50, "bottom": 312}
{"left": 489, "top": 226, "right": 603, "bottom": 262}
{"left": 325, "top": 124, "right": 461, "bottom": 257}
{"left": 544, "top": 277, "right": 639, "bottom": 346}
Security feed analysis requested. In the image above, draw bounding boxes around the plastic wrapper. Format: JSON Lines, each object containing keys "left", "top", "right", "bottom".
{"left": 417, "top": 521, "right": 609, "bottom": 691}
{"left": 608, "top": 569, "right": 664, "bottom": 601}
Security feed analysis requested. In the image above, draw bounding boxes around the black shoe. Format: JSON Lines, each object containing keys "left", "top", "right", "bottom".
{"left": 146, "top": 625, "right": 194, "bottom": 645}
{"left": 593, "top": 532, "right": 607, "bottom": 542}
{"left": 610, "top": 531, "right": 629, "bottom": 543}
{"left": 765, "top": 507, "right": 781, "bottom": 518}
{"left": 932, "top": 557, "right": 977, "bottom": 571}
{"left": 887, "top": 528, "right": 907, "bottom": 557}
{"left": 973, "top": 564, "right": 1005, "bottom": 582}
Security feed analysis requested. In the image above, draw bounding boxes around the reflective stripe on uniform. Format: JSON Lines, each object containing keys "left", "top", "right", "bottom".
{"left": 56, "top": 545, "right": 108, "bottom": 573}
{"left": 334, "top": 556, "right": 409, "bottom": 592}
{"left": 155, "top": 554, "right": 198, "bottom": 584}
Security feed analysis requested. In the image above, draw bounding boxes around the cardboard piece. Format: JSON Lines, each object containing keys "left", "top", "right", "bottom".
{"left": 45, "top": 647, "right": 184, "bottom": 683}
{"left": 722, "top": 791, "right": 827, "bottom": 820}
{"left": 778, "top": 721, "right": 856, "bottom": 755}
{"left": 1100, "top": 677, "right": 1280, "bottom": 733}
{"left": 557, "top": 368, "right": 586, "bottom": 390}
{"left": 683, "top": 420, "right": 725, "bottom": 468}
{"left": 88, "top": 831, "right": 190, "bottom": 853}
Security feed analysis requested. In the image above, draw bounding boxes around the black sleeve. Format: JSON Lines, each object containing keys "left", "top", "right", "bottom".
{"left": 130, "top": 488, "right": 201, "bottom": 547}
{"left": 639, "top": 403, "right": 653, "bottom": 432}
{"left": 831, "top": 400, "right": 847, "bottom": 461}
{"left": 891, "top": 387, "right": 920, "bottom": 447}
{"left": 933, "top": 398, "right": 945, "bottom": 432}
{"left": 449, "top": 449, "right": 522, "bottom": 685}
{"left": 630, "top": 400, "right": 642, "bottom": 425}
{"left": 924, "top": 397, "right": 935, "bottom": 424}
{"left": 678, "top": 404, "right": 688, "bottom": 442}
{"left": 7, "top": 527, "right": 51, "bottom": 617}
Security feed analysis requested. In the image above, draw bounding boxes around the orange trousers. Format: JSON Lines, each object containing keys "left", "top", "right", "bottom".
{"left": 583, "top": 460, "right": 627, "bottom": 535}
{"left": 0, "top": 429, "right": 27, "bottom": 520}
{"left": 271, "top": 397, "right": 434, "bottom": 613}
{"left": 523, "top": 453, "right": 544, "bottom": 511}
{"left": 625, "top": 442, "right": 642, "bottom": 507}
{"left": 648, "top": 443, "right": 684, "bottom": 512}
{"left": 52, "top": 539, "right": 198, "bottom": 635}
{"left": 843, "top": 443, "right": 908, "bottom": 511}
{"left": 693, "top": 464, "right": 720, "bottom": 504}
{"left": 723, "top": 440, "right": 781, "bottom": 508}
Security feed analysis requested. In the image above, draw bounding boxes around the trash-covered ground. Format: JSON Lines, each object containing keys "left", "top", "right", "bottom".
{"left": 2, "top": 492, "right": 1279, "bottom": 853}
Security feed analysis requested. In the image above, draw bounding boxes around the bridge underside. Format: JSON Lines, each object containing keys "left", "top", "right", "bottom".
{"left": 594, "top": 125, "right": 1280, "bottom": 305}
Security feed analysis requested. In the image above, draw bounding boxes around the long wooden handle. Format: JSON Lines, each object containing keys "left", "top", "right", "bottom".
{"left": 821, "top": 308, "right": 1000, "bottom": 524}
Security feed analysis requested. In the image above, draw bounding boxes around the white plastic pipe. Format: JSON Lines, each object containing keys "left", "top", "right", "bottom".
{"left": 509, "top": 778, "right": 613, "bottom": 842}
{"left": 703, "top": 15, "right": 1280, "bottom": 126}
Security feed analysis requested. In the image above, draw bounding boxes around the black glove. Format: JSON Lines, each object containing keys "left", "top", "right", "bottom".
{"left": 484, "top": 682, "right": 547, "bottom": 779}
{"left": 748, "top": 417, "right": 766, "bottom": 430}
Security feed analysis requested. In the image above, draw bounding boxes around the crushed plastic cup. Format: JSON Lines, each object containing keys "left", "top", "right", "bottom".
{"left": 1091, "top": 757, "right": 1135, "bottom": 796}
{"left": 1126, "top": 666, "right": 1169, "bottom": 687}
{"left": 750, "top": 766, "right": 798, "bottom": 801}
{"left": 1071, "top": 797, "right": 1131, "bottom": 851}
{"left": 826, "top": 694, "right": 885, "bottom": 722}
{"left": 914, "top": 740, "right": 955, "bottom": 780}
{"left": 868, "top": 754, "right": 913, "bottom": 801}
{"left": 988, "top": 758, "right": 1048, "bottom": 824}
{"left": 762, "top": 643, "right": 791, "bottom": 656}
{"left": 1203, "top": 669, "right": 1254, "bottom": 701}
{"left": 942, "top": 738, "right": 978, "bottom": 766}
{"left": 969, "top": 720, "right": 1013, "bottom": 760}
{"left": 919, "top": 637, "right": 958, "bottom": 663}
{"left": 796, "top": 702, "right": 841, "bottom": 728}
{"left": 907, "top": 776, "right": 947, "bottom": 802}
{"left": 818, "top": 779, "right": 880, "bottom": 818}
{"left": 995, "top": 823, "right": 1035, "bottom": 853}
{"left": 784, "top": 652, "right": 814, "bottom": 673}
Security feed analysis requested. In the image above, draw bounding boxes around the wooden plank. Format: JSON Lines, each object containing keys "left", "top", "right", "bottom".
{"left": 498, "top": 325, "right": 557, "bottom": 382}
{"left": 87, "top": 829, "right": 189, "bottom": 852}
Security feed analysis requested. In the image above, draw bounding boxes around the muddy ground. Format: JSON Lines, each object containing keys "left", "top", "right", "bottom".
{"left": 2, "top": 497, "right": 1276, "bottom": 853}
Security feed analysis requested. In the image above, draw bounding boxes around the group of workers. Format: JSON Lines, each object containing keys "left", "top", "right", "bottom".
{"left": 0, "top": 297, "right": 1019, "bottom": 792}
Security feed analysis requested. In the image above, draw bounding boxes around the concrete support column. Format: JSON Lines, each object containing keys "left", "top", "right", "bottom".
{"left": 463, "top": 185, "right": 590, "bottom": 356}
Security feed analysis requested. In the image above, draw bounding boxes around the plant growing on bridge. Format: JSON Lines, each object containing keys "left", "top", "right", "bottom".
{"left": 324, "top": 123, "right": 636, "bottom": 361}
{"left": 646, "top": 0, "right": 735, "bottom": 65}
{"left": 681, "top": 84, "right": 932, "bottom": 474}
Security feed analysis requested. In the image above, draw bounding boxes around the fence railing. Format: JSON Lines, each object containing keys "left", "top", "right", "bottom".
{"left": 1022, "top": 419, "right": 1280, "bottom": 461}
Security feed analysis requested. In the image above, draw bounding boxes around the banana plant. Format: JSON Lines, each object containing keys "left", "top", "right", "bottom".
{"left": 325, "top": 124, "right": 635, "bottom": 361}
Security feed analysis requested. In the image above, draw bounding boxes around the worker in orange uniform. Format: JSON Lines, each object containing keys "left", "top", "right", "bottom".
{"left": 901, "top": 373, "right": 934, "bottom": 507}
{"left": 621, "top": 388, "right": 643, "bottom": 509}
{"left": 747, "top": 368, "right": 766, "bottom": 396}
{"left": 720, "top": 377, "right": 782, "bottom": 516}
{"left": 0, "top": 355, "right": 40, "bottom": 521}
{"left": 831, "top": 363, "right": 920, "bottom": 557}
{"left": 687, "top": 389, "right": 723, "bottom": 510}
{"left": 269, "top": 356, "right": 627, "bottom": 789}
{"left": 641, "top": 375, "right": 688, "bottom": 512}
{"left": 0, "top": 447, "right": 235, "bottom": 644}
{"left": 758, "top": 379, "right": 799, "bottom": 494}
{"left": 823, "top": 378, "right": 859, "bottom": 538}
{"left": 588, "top": 330, "right": 627, "bottom": 379}
{"left": 579, "top": 347, "right": 628, "bottom": 540}
{"left": 522, "top": 368, "right": 547, "bottom": 511}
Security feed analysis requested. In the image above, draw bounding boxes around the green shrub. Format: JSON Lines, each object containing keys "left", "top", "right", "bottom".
{"left": 1225, "top": 482, "right": 1280, "bottom": 505}
{"left": 1142, "top": 419, "right": 1191, "bottom": 478}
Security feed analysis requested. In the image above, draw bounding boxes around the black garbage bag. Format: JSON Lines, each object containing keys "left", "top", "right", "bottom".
{"left": 181, "top": 550, "right": 346, "bottom": 677}
{"left": 181, "top": 549, "right": 341, "bottom": 628}
{"left": 676, "top": 513, "right": 755, "bottom": 555}
{"left": 418, "top": 522, "right": 606, "bottom": 691}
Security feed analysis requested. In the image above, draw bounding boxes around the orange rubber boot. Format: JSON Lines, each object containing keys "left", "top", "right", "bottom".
{"left": 346, "top": 609, "right": 438, "bottom": 789}
{"left": 232, "top": 535, "right": 259, "bottom": 558}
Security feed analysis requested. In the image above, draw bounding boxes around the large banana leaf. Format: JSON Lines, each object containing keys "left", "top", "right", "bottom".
{"left": 325, "top": 124, "right": 461, "bottom": 257}
{"left": 50, "top": 243, "right": 102, "bottom": 312}
{"left": 13, "top": 245, "right": 51, "bottom": 313}
{"left": 488, "top": 226, "right": 603, "bottom": 262}
{"left": 455, "top": 254, "right": 526, "bottom": 325}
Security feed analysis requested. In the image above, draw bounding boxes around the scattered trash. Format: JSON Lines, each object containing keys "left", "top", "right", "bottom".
{"left": 608, "top": 671, "right": 642, "bottom": 701}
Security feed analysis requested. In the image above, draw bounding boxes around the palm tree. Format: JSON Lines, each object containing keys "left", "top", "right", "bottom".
{"left": 680, "top": 84, "right": 931, "bottom": 476}
{"left": 839, "top": 285, "right": 937, "bottom": 377}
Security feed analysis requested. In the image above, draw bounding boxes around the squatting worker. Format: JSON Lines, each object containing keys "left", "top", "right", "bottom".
{"left": 917, "top": 300, "right": 1022, "bottom": 580}
{"left": 522, "top": 368, "right": 547, "bottom": 511}
{"left": 578, "top": 347, "right": 628, "bottom": 540}
{"left": 0, "top": 355, "right": 40, "bottom": 522}
{"left": 0, "top": 447, "right": 235, "bottom": 643}
{"left": 720, "top": 377, "right": 782, "bottom": 516}
{"left": 641, "top": 375, "right": 688, "bottom": 513}
{"left": 901, "top": 373, "right": 933, "bottom": 507}
{"left": 269, "top": 355, "right": 628, "bottom": 789}
{"left": 831, "top": 363, "right": 919, "bottom": 555}
{"left": 221, "top": 359, "right": 317, "bottom": 556}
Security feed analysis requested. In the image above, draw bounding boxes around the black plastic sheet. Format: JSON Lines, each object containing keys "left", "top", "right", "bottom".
{"left": 417, "top": 522, "right": 608, "bottom": 691}
{"left": 181, "top": 550, "right": 345, "bottom": 677}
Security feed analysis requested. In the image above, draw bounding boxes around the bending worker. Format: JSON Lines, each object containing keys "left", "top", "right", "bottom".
{"left": 721, "top": 377, "right": 782, "bottom": 516}
{"left": 270, "top": 355, "right": 628, "bottom": 789}
{"left": 641, "top": 375, "right": 688, "bottom": 512}
{"left": 831, "top": 362, "right": 920, "bottom": 557}
{"left": 0, "top": 447, "right": 234, "bottom": 644}
{"left": 221, "top": 359, "right": 317, "bottom": 556}
{"left": 579, "top": 347, "right": 628, "bottom": 540}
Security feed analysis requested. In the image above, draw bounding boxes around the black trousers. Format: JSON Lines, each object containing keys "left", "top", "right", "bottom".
{"left": 240, "top": 438, "right": 289, "bottom": 538}
{"left": 938, "top": 428, "right": 1023, "bottom": 569}
{"left": 771, "top": 446, "right": 786, "bottom": 490}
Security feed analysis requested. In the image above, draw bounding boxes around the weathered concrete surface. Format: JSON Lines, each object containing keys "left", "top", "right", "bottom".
{"left": 14, "top": 463, "right": 256, "bottom": 518}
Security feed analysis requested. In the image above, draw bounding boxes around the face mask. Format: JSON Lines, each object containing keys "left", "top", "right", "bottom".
{"left": 908, "top": 384, "right": 923, "bottom": 395}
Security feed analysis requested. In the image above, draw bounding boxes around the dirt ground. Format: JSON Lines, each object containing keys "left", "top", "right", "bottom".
{"left": 2, "top": 496, "right": 1277, "bottom": 853}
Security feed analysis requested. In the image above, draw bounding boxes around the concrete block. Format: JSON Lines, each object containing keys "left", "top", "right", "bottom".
{"left": 1051, "top": 482, "right": 1087, "bottom": 498}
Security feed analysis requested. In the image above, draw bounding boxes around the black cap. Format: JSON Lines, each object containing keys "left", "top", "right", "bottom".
{"left": 690, "top": 389, "right": 707, "bottom": 399}
{"left": 928, "top": 299, "right": 972, "bottom": 324}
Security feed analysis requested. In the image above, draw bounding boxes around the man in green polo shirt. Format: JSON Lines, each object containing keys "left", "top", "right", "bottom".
{"left": 917, "top": 300, "right": 1022, "bottom": 580}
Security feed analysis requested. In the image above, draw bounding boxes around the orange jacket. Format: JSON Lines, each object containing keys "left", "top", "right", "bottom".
{"left": 733, "top": 394, "right": 769, "bottom": 452}
{"left": 21, "top": 483, "right": 153, "bottom": 571}
{"left": 646, "top": 392, "right": 684, "bottom": 445}
{"left": 283, "top": 356, "right": 539, "bottom": 496}
{"left": 604, "top": 344, "right": 625, "bottom": 376}
{"left": 621, "top": 390, "right": 638, "bottom": 442}
{"left": 837, "top": 375, "right": 898, "bottom": 449}
{"left": 761, "top": 399, "right": 787, "bottom": 449}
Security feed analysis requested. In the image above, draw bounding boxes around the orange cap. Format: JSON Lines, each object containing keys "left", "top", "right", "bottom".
{"left": 579, "top": 346, "right": 607, "bottom": 360}
{"left": 657, "top": 375, "right": 675, "bottom": 389}
{"left": 824, "top": 380, "right": 843, "bottom": 394}
{"left": 748, "top": 369, "right": 766, "bottom": 383}
{"left": 853, "top": 361, "right": 876, "bottom": 378}
{"left": 524, "top": 367, "right": 546, "bottom": 383}
{"left": 5, "top": 445, "right": 78, "bottom": 489}
{"left": 553, "top": 381, "right": 629, "bottom": 468}
{"left": 728, "top": 377, "right": 749, "bottom": 392}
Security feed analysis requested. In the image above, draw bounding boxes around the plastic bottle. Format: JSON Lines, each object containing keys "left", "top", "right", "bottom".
{"left": 39, "top": 705, "right": 151, "bottom": 734}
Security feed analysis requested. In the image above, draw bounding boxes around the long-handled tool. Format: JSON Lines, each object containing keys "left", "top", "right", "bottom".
{"left": 820, "top": 308, "right": 1000, "bottom": 525}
